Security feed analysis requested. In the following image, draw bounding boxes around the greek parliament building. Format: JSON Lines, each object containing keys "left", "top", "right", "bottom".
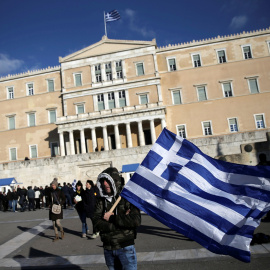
{"left": 1, "top": 28, "right": 270, "bottom": 187}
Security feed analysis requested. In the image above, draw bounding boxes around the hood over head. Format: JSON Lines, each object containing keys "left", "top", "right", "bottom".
{"left": 97, "top": 167, "right": 124, "bottom": 198}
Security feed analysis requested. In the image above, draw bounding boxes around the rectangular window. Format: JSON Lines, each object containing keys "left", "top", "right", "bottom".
{"left": 30, "top": 145, "right": 37, "bottom": 158}
{"left": 203, "top": 121, "right": 212, "bottom": 135}
{"left": 117, "top": 71, "right": 123, "bottom": 79}
{"left": 229, "top": 118, "right": 238, "bottom": 132}
{"left": 248, "top": 78, "right": 259, "bottom": 94}
{"left": 28, "top": 113, "right": 36, "bottom": 127}
{"left": 177, "top": 125, "right": 186, "bottom": 138}
{"left": 108, "top": 92, "right": 115, "bottom": 109}
{"left": 222, "top": 82, "right": 233, "bottom": 97}
{"left": 136, "top": 63, "right": 144, "bottom": 76}
{"left": 116, "top": 61, "right": 123, "bottom": 78}
{"left": 48, "top": 79, "right": 55, "bottom": 92}
{"left": 217, "top": 50, "right": 227, "bottom": 63}
{"left": 98, "top": 94, "right": 105, "bottom": 111}
{"left": 172, "top": 90, "right": 181, "bottom": 104}
{"left": 106, "top": 62, "right": 112, "bottom": 81}
{"left": 76, "top": 104, "right": 84, "bottom": 114}
{"left": 192, "top": 54, "right": 201, "bottom": 67}
{"left": 255, "top": 114, "right": 265, "bottom": 129}
{"left": 49, "top": 110, "right": 57, "bottom": 123}
{"left": 8, "top": 116, "right": 15, "bottom": 130}
{"left": 119, "top": 91, "right": 126, "bottom": 107}
{"left": 242, "top": 45, "right": 252, "bottom": 59}
{"left": 10, "top": 148, "right": 17, "bottom": 161}
{"left": 140, "top": 94, "right": 148, "bottom": 104}
{"left": 197, "top": 86, "right": 207, "bottom": 101}
{"left": 51, "top": 142, "right": 59, "bottom": 156}
{"left": 95, "top": 64, "right": 102, "bottom": 82}
{"left": 168, "top": 58, "right": 176, "bottom": 71}
{"left": 27, "top": 83, "right": 34, "bottom": 96}
{"left": 7, "top": 87, "right": 14, "bottom": 99}
{"left": 74, "top": 73, "right": 82, "bottom": 86}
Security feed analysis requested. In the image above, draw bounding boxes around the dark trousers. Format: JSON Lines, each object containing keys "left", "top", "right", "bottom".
{"left": 28, "top": 198, "right": 35, "bottom": 210}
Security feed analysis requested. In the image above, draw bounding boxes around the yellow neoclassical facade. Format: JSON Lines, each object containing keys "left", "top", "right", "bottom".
{"left": 0, "top": 28, "right": 270, "bottom": 165}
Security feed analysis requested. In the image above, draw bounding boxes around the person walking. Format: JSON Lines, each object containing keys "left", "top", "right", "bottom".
{"left": 27, "top": 186, "right": 35, "bottom": 211}
{"left": 93, "top": 167, "right": 141, "bottom": 270}
{"left": 12, "top": 188, "right": 19, "bottom": 212}
{"left": 34, "top": 187, "right": 41, "bottom": 210}
{"left": 84, "top": 180, "right": 99, "bottom": 239}
{"left": 74, "top": 181, "right": 88, "bottom": 238}
{"left": 48, "top": 178, "right": 65, "bottom": 242}
{"left": 7, "top": 190, "right": 13, "bottom": 211}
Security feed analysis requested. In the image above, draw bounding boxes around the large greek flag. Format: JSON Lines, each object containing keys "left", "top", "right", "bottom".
{"left": 105, "top": 10, "right": 121, "bottom": 22}
{"left": 121, "top": 128, "right": 270, "bottom": 262}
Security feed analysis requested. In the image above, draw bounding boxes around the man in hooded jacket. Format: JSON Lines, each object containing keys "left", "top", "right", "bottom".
{"left": 93, "top": 167, "right": 141, "bottom": 270}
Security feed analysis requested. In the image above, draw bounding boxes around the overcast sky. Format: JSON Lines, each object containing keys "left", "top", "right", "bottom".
{"left": 0, "top": 0, "right": 269, "bottom": 77}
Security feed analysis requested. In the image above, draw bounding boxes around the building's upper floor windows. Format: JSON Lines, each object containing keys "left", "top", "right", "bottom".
{"left": 167, "top": 58, "right": 176, "bottom": 71}
{"left": 105, "top": 62, "right": 112, "bottom": 81}
{"left": 48, "top": 109, "right": 57, "bottom": 123}
{"left": 116, "top": 61, "right": 123, "bottom": 79}
{"left": 216, "top": 49, "right": 227, "bottom": 63}
{"left": 30, "top": 145, "right": 38, "bottom": 158}
{"left": 47, "top": 79, "right": 55, "bottom": 92}
{"left": 8, "top": 115, "right": 15, "bottom": 130}
{"left": 228, "top": 118, "right": 238, "bottom": 132}
{"left": 254, "top": 114, "right": 265, "bottom": 129}
{"left": 202, "top": 121, "right": 212, "bottom": 136}
{"left": 27, "top": 83, "right": 34, "bottom": 96}
{"left": 108, "top": 92, "right": 115, "bottom": 109}
{"left": 222, "top": 82, "right": 233, "bottom": 97}
{"left": 28, "top": 112, "right": 36, "bottom": 127}
{"left": 172, "top": 90, "right": 182, "bottom": 105}
{"left": 177, "top": 124, "right": 187, "bottom": 138}
{"left": 192, "top": 54, "right": 202, "bottom": 67}
{"left": 248, "top": 78, "right": 259, "bottom": 94}
{"left": 242, "top": 45, "right": 252, "bottom": 59}
{"left": 97, "top": 94, "right": 105, "bottom": 111}
{"left": 9, "top": 147, "right": 17, "bottom": 161}
{"left": 119, "top": 90, "right": 126, "bottom": 107}
{"left": 7, "top": 86, "right": 14, "bottom": 99}
{"left": 136, "top": 63, "right": 145, "bottom": 76}
{"left": 74, "top": 73, "right": 82, "bottom": 87}
{"left": 76, "top": 104, "right": 85, "bottom": 114}
{"left": 197, "top": 86, "right": 207, "bottom": 101}
{"left": 95, "top": 64, "right": 102, "bottom": 82}
{"left": 139, "top": 93, "right": 148, "bottom": 104}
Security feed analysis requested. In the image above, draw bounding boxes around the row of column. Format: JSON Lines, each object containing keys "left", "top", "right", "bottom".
{"left": 59, "top": 118, "right": 166, "bottom": 156}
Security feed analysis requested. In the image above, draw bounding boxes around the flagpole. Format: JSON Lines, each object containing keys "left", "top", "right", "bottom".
{"left": 104, "top": 11, "right": 107, "bottom": 37}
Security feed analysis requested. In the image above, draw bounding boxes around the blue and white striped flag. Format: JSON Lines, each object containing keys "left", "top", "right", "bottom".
{"left": 121, "top": 128, "right": 270, "bottom": 262}
{"left": 72, "top": 179, "right": 77, "bottom": 192}
{"left": 105, "top": 10, "right": 121, "bottom": 22}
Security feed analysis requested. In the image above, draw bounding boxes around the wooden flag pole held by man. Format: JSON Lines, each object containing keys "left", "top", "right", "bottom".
{"left": 108, "top": 196, "right": 122, "bottom": 213}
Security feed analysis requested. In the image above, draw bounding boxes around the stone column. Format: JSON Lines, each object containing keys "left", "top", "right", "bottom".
{"left": 69, "top": 130, "right": 75, "bottom": 155}
{"left": 80, "top": 129, "right": 86, "bottom": 154}
{"left": 90, "top": 65, "right": 96, "bottom": 84}
{"left": 126, "top": 122, "right": 133, "bottom": 148}
{"left": 138, "top": 121, "right": 145, "bottom": 146}
{"left": 91, "top": 127, "right": 97, "bottom": 152}
{"left": 157, "top": 84, "right": 163, "bottom": 102}
{"left": 102, "top": 126, "right": 109, "bottom": 151}
{"left": 59, "top": 131, "right": 65, "bottom": 156}
{"left": 114, "top": 124, "right": 121, "bottom": 149}
{"left": 150, "top": 119, "right": 156, "bottom": 144}
{"left": 101, "top": 63, "right": 106, "bottom": 83}
{"left": 112, "top": 61, "right": 117, "bottom": 80}
{"left": 122, "top": 60, "right": 127, "bottom": 82}
{"left": 161, "top": 118, "right": 166, "bottom": 130}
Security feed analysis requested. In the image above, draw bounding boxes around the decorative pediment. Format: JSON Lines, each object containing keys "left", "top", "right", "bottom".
{"left": 59, "top": 36, "right": 156, "bottom": 63}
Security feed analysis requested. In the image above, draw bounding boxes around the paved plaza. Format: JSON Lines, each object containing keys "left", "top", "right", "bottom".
{"left": 0, "top": 208, "right": 270, "bottom": 269}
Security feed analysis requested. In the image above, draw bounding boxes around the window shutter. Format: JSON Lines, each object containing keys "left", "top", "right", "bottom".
{"left": 173, "top": 91, "right": 181, "bottom": 104}
{"left": 77, "top": 105, "right": 84, "bottom": 114}
{"left": 31, "top": 146, "right": 37, "bottom": 158}
{"left": 140, "top": 94, "right": 148, "bottom": 104}
{"left": 9, "top": 117, "right": 15, "bottom": 130}
{"left": 48, "top": 80, "right": 54, "bottom": 92}
{"left": 50, "top": 110, "right": 56, "bottom": 123}
{"left": 75, "top": 74, "right": 82, "bottom": 86}
{"left": 137, "top": 63, "right": 144, "bottom": 76}
{"left": 249, "top": 79, "right": 259, "bottom": 93}
{"left": 229, "top": 118, "right": 236, "bottom": 125}
{"left": 198, "top": 87, "right": 207, "bottom": 101}
{"left": 218, "top": 50, "right": 225, "bottom": 57}
{"left": 29, "top": 113, "right": 35, "bottom": 126}
{"left": 10, "top": 148, "right": 16, "bottom": 160}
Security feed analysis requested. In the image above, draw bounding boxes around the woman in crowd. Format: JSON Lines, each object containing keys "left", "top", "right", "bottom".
{"left": 84, "top": 180, "right": 99, "bottom": 239}
{"left": 49, "top": 178, "right": 65, "bottom": 242}
{"left": 74, "top": 180, "right": 88, "bottom": 238}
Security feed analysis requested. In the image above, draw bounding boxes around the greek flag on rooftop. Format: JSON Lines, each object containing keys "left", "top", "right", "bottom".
{"left": 105, "top": 10, "right": 120, "bottom": 22}
{"left": 121, "top": 128, "right": 270, "bottom": 263}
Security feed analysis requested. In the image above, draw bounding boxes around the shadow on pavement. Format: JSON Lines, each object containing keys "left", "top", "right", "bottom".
{"left": 13, "top": 247, "right": 83, "bottom": 269}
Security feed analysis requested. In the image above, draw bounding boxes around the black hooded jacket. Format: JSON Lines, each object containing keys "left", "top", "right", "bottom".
{"left": 93, "top": 167, "right": 141, "bottom": 250}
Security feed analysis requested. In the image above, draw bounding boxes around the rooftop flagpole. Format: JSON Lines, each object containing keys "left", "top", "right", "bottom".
{"left": 104, "top": 11, "right": 107, "bottom": 37}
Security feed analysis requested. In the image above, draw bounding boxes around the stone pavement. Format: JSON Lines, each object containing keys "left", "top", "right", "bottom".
{"left": 0, "top": 208, "right": 270, "bottom": 269}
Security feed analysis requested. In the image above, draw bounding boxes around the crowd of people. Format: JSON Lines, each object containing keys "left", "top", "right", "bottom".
{"left": 0, "top": 168, "right": 141, "bottom": 269}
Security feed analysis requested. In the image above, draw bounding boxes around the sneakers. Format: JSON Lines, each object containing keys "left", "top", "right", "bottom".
{"left": 82, "top": 233, "right": 87, "bottom": 238}
{"left": 89, "top": 232, "right": 99, "bottom": 239}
